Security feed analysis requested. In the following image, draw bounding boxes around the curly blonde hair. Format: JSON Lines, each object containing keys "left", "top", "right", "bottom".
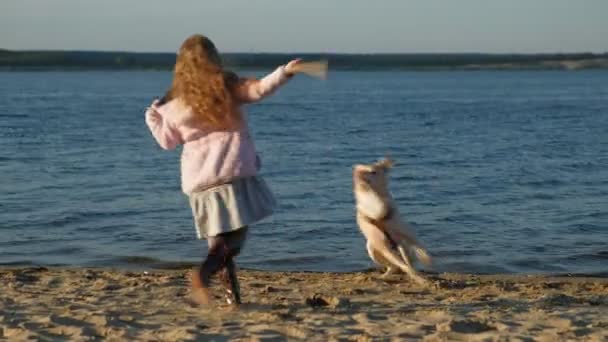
{"left": 163, "top": 34, "right": 241, "bottom": 130}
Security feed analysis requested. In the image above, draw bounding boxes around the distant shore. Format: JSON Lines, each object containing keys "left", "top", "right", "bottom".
{"left": 2, "top": 49, "right": 608, "bottom": 71}
{"left": 2, "top": 266, "right": 607, "bottom": 340}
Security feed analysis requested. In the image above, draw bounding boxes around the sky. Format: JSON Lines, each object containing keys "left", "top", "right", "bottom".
{"left": 1, "top": 0, "right": 607, "bottom": 54}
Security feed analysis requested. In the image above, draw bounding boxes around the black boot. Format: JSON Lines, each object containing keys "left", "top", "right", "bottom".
{"left": 220, "top": 260, "right": 241, "bottom": 305}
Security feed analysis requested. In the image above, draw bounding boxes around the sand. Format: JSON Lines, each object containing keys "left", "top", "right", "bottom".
{"left": 1, "top": 267, "right": 607, "bottom": 341}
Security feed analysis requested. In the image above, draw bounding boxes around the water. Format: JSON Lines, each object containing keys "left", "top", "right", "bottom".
{"left": 1, "top": 70, "right": 607, "bottom": 275}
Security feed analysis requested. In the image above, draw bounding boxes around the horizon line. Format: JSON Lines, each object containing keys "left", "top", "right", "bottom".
{"left": 2, "top": 48, "right": 607, "bottom": 56}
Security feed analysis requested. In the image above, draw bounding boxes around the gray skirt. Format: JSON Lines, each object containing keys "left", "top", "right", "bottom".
{"left": 188, "top": 176, "right": 276, "bottom": 239}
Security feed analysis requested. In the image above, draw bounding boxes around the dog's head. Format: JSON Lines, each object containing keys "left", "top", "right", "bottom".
{"left": 353, "top": 158, "right": 394, "bottom": 196}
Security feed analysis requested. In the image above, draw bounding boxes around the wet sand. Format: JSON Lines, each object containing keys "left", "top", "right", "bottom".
{"left": 1, "top": 267, "right": 607, "bottom": 341}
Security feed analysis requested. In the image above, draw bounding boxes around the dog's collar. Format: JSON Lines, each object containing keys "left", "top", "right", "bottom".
{"left": 382, "top": 207, "right": 394, "bottom": 221}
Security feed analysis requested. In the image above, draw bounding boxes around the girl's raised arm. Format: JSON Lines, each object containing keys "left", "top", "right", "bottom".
{"left": 232, "top": 59, "right": 302, "bottom": 103}
{"left": 145, "top": 101, "right": 184, "bottom": 150}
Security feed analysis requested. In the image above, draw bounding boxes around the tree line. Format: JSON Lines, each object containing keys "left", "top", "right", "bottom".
{"left": 1, "top": 49, "right": 607, "bottom": 70}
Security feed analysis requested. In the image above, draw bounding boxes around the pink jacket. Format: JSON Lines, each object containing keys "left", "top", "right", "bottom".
{"left": 145, "top": 66, "right": 292, "bottom": 194}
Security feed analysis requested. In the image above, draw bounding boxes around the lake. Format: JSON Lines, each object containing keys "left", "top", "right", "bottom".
{"left": 1, "top": 69, "right": 607, "bottom": 275}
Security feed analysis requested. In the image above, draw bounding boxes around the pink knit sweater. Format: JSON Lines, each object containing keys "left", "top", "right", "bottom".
{"left": 145, "top": 66, "right": 292, "bottom": 194}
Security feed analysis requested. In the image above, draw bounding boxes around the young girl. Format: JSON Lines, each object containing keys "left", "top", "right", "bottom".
{"left": 145, "top": 34, "right": 302, "bottom": 305}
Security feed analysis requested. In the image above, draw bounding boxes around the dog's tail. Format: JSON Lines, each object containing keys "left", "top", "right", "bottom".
{"left": 412, "top": 245, "right": 433, "bottom": 266}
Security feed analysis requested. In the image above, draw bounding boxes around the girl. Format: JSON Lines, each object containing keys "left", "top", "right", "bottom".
{"left": 145, "top": 34, "right": 302, "bottom": 305}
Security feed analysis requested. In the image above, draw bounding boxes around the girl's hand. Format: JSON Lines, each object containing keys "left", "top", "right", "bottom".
{"left": 284, "top": 59, "right": 303, "bottom": 76}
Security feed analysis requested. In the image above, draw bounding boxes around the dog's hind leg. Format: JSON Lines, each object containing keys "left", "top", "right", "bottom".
{"left": 378, "top": 245, "right": 428, "bottom": 286}
{"left": 397, "top": 245, "right": 409, "bottom": 264}
{"left": 367, "top": 241, "right": 397, "bottom": 277}
{"left": 366, "top": 240, "right": 382, "bottom": 266}
{"left": 381, "top": 266, "right": 398, "bottom": 278}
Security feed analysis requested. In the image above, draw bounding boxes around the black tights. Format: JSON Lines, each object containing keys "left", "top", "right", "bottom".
{"left": 199, "top": 227, "right": 248, "bottom": 304}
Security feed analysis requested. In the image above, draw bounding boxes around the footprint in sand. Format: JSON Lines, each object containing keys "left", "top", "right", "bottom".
{"left": 305, "top": 294, "right": 350, "bottom": 309}
{"left": 439, "top": 319, "right": 495, "bottom": 334}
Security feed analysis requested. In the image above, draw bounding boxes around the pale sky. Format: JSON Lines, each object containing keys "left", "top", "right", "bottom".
{"left": 1, "top": 0, "right": 607, "bottom": 53}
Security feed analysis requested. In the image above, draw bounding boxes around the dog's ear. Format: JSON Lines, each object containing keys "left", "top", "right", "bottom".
{"left": 377, "top": 157, "right": 394, "bottom": 169}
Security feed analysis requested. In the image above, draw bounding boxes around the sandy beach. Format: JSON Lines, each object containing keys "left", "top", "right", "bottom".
{"left": 1, "top": 267, "right": 607, "bottom": 341}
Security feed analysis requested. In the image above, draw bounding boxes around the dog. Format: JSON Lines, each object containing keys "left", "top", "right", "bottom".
{"left": 353, "top": 158, "right": 432, "bottom": 285}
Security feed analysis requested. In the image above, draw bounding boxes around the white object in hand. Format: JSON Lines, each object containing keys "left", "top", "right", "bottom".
{"left": 297, "top": 60, "right": 328, "bottom": 80}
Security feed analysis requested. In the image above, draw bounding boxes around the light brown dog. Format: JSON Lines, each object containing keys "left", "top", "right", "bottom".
{"left": 353, "top": 158, "right": 432, "bottom": 285}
